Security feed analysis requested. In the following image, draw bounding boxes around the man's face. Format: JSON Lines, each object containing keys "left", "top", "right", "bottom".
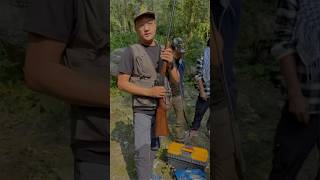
{"left": 135, "top": 16, "right": 157, "bottom": 44}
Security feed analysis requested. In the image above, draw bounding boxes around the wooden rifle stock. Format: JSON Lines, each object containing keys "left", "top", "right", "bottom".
{"left": 155, "top": 41, "right": 171, "bottom": 137}
{"left": 155, "top": 0, "right": 177, "bottom": 137}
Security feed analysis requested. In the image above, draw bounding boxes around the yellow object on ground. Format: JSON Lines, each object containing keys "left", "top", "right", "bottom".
{"left": 167, "top": 142, "right": 208, "bottom": 167}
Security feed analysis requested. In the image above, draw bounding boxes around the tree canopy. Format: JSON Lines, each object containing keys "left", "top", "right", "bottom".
{"left": 110, "top": 0, "right": 210, "bottom": 66}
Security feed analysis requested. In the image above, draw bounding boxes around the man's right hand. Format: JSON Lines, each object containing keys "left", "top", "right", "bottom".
{"left": 118, "top": 74, "right": 167, "bottom": 98}
{"left": 279, "top": 54, "right": 310, "bottom": 125}
{"left": 148, "top": 86, "right": 167, "bottom": 98}
{"left": 200, "top": 91, "right": 208, "bottom": 101}
{"left": 288, "top": 93, "right": 309, "bottom": 125}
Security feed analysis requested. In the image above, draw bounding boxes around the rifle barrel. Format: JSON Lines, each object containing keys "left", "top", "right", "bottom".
{"left": 166, "top": 0, "right": 177, "bottom": 43}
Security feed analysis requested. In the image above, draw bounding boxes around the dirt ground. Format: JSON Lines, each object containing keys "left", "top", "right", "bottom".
{"left": 110, "top": 82, "right": 210, "bottom": 180}
{"left": 0, "top": 84, "right": 73, "bottom": 180}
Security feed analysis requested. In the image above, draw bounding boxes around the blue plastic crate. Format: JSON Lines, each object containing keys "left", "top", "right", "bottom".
{"left": 174, "top": 169, "right": 206, "bottom": 180}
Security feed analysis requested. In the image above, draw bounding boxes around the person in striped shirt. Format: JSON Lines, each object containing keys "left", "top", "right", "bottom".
{"left": 189, "top": 39, "right": 211, "bottom": 136}
{"left": 270, "top": 0, "right": 320, "bottom": 179}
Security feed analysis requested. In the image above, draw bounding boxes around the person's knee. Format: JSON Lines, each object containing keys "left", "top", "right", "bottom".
{"left": 135, "top": 145, "right": 155, "bottom": 180}
{"left": 135, "top": 144, "right": 155, "bottom": 163}
{"left": 134, "top": 113, "right": 153, "bottom": 151}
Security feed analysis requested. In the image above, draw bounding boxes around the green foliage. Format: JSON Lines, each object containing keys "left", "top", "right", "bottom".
{"left": 0, "top": 42, "right": 23, "bottom": 84}
{"left": 110, "top": 32, "right": 167, "bottom": 51}
{"left": 234, "top": 0, "right": 280, "bottom": 83}
{"left": 111, "top": 32, "right": 137, "bottom": 51}
{"left": 110, "top": 0, "right": 210, "bottom": 56}
{"left": 110, "top": 0, "right": 209, "bottom": 84}
{"left": 183, "top": 35, "right": 206, "bottom": 66}
{"left": 236, "top": 0, "right": 278, "bottom": 64}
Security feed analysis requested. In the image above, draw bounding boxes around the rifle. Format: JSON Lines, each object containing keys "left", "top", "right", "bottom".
{"left": 155, "top": 0, "right": 177, "bottom": 137}
{"left": 211, "top": 12, "right": 247, "bottom": 180}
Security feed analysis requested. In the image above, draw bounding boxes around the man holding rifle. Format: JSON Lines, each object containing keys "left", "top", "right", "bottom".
{"left": 117, "top": 5, "right": 179, "bottom": 180}
{"left": 170, "top": 37, "right": 187, "bottom": 142}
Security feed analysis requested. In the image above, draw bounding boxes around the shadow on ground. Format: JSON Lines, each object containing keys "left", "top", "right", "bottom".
{"left": 111, "top": 121, "right": 136, "bottom": 180}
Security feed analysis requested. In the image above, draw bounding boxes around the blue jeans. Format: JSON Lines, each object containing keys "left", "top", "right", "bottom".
{"left": 269, "top": 104, "right": 320, "bottom": 180}
{"left": 191, "top": 96, "right": 210, "bottom": 130}
{"left": 134, "top": 113, "right": 158, "bottom": 180}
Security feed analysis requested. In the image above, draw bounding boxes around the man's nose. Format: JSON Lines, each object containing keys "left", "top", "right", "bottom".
{"left": 143, "top": 24, "right": 150, "bottom": 31}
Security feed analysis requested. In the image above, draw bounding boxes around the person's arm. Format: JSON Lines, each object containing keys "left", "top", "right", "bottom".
{"left": 117, "top": 47, "right": 167, "bottom": 98}
{"left": 279, "top": 55, "right": 301, "bottom": 99}
{"left": 272, "top": 0, "right": 309, "bottom": 124}
{"left": 197, "top": 79, "right": 208, "bottom": 101}
{"left": 279, "top": 55, "right": 309, "bottom": 124}
{"left": 167, "top": 62, "right": 180, "bottom": 86}
{"left": 168, "top": 63, "right": 180, "bottom": 84}
{"left": 195, "top": 56, "right": 208, "bottom": 101}
{"left": 117, "top": 73, "right": 166, "bottom": 98}
{"left": 24, "top": 33, "right": 108, "bottom": 107}
{"left": 180, "top": 59, "right": 185, "bottom": 96}
{"left": 161, "top": 48, "right": 180, "bottom": 84}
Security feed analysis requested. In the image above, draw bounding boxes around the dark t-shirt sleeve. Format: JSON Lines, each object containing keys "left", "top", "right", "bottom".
{"left": 118, "top": 47, "right": 134, "bottom": 75}
{"left": 24, "top": 0, "right": 75, "bottom": 43}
